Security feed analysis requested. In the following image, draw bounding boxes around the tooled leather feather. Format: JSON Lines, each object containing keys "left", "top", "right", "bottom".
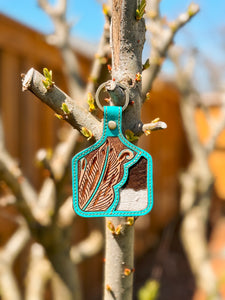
{"left": 85, "top": 145, "right": 121, "bottom": 211}
{"left": 78, "top": 142, "right": 108, "bottom": 209}
{"left": 78, "top": 138, "right": 135, "bottom": 211}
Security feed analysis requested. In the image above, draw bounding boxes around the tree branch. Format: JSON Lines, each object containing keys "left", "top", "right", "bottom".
{"left": 38, "top": 0, "right": 85, "bottom": 100}
{"left": 25, "top": 243, "right": 52, "bottom": 300}
{"left": 38, "top": 0, "right": 67, "bottom": 17}
{"left": 169, "top": 47, "right": 205, "bottom": 161}
{"left": 0, "top": 112, "right": 82, "bottom": 299}
{"left": 142, "top": 120, "right": 167, "bottom": 134}
{"left": 171, "top": 46, "right": 221, "bottom": 297}
{"left": 57, "top": 196, "right": 76, "bottom": 227}
{"left": 85, "top": 10, "right": 111, "bottom": 96}
{"left": 104, "top": 1, "right": 145, "bottom": 298}
{"left": 0, "top": 149, "right": 38, "bottom": 225}
{"left": 35, "top": 130, "right": 81, "bottom": 225}
{"left": 0, "top": 220, "right": 30, "bottom": 300}
{"left": 110, "top": 0, "right": 146, "bottom": 135}
{"left": 142, "top": 1, "right": 200, "bottom": 95}
{"left": 104, "top": 218, "right": 134, "bottom": 300}
{"left": 22, "top": 68, "right": 102, "bottom": 140}
{"left": 205, "top": 96, "right": 225, "bottom": 153}
{"left": 50, "top": 129, "right": 81, "bottom": 180}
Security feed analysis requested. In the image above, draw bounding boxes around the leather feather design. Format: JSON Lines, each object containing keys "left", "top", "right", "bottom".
{"left": 78, "top": 138, "right": 134, "bottom": 212}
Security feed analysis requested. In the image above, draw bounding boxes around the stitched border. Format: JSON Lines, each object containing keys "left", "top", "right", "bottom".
{"left": 72, "top": 106, "right": 153, "bottom": 217}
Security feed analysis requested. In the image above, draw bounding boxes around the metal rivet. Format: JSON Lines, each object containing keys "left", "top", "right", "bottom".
{"left": 108, "top": 121, "right": 117, "bottom": 130}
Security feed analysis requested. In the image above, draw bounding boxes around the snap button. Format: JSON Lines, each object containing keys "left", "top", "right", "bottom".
{"left": 108, "top": 121, "right": 117, "bottom": 130}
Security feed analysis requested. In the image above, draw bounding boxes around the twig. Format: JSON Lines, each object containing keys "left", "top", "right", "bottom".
{"left": 0, "top": 220, "right": 30, "bottom": 300}
{"left": 57, "top": 196, "right": 76, "bottom": 227}
{"left": 142, "top": 120, "right": 167, "bottom": 133}
{"left": 38, "top": 0, "right": 67, "bottom": 16}
{"left": 0, "top": 149, "right": 38, "bottom": 224}
{"left": 25, "top": 243, "right": 52, "bottom": 300}
{"left": 85, "top": 8, "right": 111, "bottom": 97}
{"left": 142, "top": 1, "right": 200, "bottom": 95}
{"left": 38, "top": 0, "right": 85, "bottom": 99}
{"left": 50, "top": 129, "right": 81, "bottom": 180}
{"left": 205, "top": 97, "right": 225, "bottom": 153}
{"left": 36, "top": 178, "right": 56, "bottom": 225}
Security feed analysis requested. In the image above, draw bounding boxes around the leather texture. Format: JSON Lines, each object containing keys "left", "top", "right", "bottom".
{"left": 72, "top": 106, "right": 153, "bottom": 217}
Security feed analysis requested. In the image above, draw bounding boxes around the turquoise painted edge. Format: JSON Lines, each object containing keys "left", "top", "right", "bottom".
{"left": 71, "top": 106, "right": 153, "bottom": 217}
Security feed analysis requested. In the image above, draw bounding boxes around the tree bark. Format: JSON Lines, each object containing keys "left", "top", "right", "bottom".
{"left": 104, "top": 218, "right": 134, "bottom": 300}
{"left": 104, "top": 1, "right": 145, "bottom": 299}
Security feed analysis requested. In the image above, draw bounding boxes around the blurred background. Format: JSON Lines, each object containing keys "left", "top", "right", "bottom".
{"left": 0, "top": 1, "right": 225, "bottom": 299}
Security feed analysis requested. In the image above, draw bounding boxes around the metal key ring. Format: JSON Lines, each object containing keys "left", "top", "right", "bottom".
{"left": 95, "top": 81, "right": 129, "bottom": 112}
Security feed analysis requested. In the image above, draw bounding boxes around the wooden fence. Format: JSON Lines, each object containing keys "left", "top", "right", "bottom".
{"left": 0, "top": 13, "right": 93, "bottom": 187}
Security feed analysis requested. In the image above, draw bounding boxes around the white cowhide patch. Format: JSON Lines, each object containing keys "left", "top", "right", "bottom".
{"left": 116, "top": 188, "right": 148, "bottom": 211}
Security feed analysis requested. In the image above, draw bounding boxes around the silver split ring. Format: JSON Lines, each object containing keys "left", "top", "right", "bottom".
{"left": 95, "top": 81, "right": 129, "bottom": 112}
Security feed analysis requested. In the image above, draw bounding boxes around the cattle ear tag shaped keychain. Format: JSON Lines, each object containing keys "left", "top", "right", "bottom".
{"left": 72, "top": 82, "right": 153, "bottom": 217}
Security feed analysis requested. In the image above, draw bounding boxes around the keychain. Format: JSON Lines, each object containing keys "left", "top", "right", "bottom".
{"left": 72, "top": 82, "right": 153, "bottom": 217}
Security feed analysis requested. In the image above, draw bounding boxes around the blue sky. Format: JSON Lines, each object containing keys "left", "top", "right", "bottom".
{"left": 0, "top": 0, "right": 105, "bottom": 42}
{"left": 0, "top": 0, "right": 224, "bottom": 91}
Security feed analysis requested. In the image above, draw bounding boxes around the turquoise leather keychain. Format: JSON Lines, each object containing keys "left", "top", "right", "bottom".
{"left": 72, "top": 83, "right": 153, "bottom": 217}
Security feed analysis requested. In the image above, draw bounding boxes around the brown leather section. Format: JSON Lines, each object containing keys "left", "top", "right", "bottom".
{"left": 122, "top": 157, "right": 147, "bottom": 191}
